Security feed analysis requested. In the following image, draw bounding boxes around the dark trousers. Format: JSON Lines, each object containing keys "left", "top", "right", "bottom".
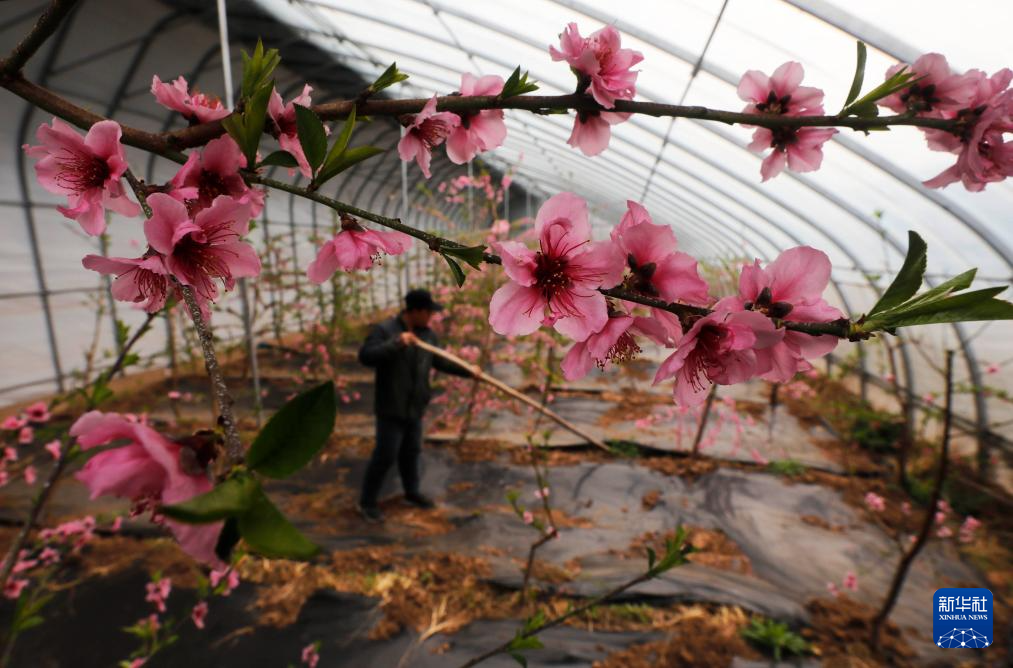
{"left": 359, "top": 416, "right": 423, "bottom": 507}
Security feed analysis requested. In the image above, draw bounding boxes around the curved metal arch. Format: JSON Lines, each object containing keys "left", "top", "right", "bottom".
{"left": 12, "top": 0, "right": 85, "bottom": 392}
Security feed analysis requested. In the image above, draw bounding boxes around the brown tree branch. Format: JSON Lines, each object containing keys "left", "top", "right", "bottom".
{"left": 0, "top": 0, "right": 81, "bottom": 78}
{"left": 123, "top": 171, "right": 245, "bottom": 468}
{"left": 1, "top": 70, "right": 957, "bottom": 162}
{"left": 869, "top": 349, "right": 954, "bottom": 648}
{"left": 258, "top": 175, "right": 854, "bottom": 338}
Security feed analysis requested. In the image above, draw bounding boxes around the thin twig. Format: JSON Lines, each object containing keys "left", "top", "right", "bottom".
{"left": 456, "top": 569, "right": 655, "bottom": 668}
{"left": 869, "top": 349, "right": 955, "bottom": 648}
{"left": 258, "top": 176, "right": 853, "bottom": 339}
{"left": 690, "top": 384, "right": 717, "bottom": 457}
{"left": 0, "top": 0, "right": 81, "bottom": 78}
{"left": 178, "top": 285, "right": 245, "bottom": 468}
{"left": 123, "top": 170, "right": 245, "bottom": 468}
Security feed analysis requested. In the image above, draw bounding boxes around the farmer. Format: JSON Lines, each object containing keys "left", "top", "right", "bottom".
{"left": 356, "top": 288, "right": 473, "bottom": 523}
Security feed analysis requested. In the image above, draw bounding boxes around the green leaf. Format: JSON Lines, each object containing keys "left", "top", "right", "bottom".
{"left": 161, "top": 474, "right": 259, "bottom": 523}
{"left": 646, "top": 546, "right": 656, "bottom": 571}
{"left": 442, "top": 254, "right": 466, "bottom": 287}
{"left": 224, "top": 84, "right": 274, "bottom": 166}
{"left": 842, "top": 41, "right": 867, "bottom": 110}
{"left": 315, "top": 145, "right": 385, "bottom": 184}
{"left": 650, "top": 524, "right": 693, "bottom": 574}
{"left": 842, "top": 66, "right": 921, "bottom": 117}
{"left": 368, "top": 62, "right": 409, "bottom": 95}
{"left": 508, "top": 653, "right": 527, "bottom": 667}
{"left": 867, "top": 231, "right": 927, "bottom": 317}
{"left": 238, "top": 488, "right": 319, "bottom": 559}
{"left": 247, "top": 381, "right": 336, "bottom": 478}
{"left": 892, "top": 268, "right": 976, "bottom": 311}
{"left": 240, "top": 39, "right": 281, "bottom": 100}
{"left": 115, "top": 319, "right": 130, "bottom": 349}
{"left": 259, "top": 150, "right": 299, "bottom": 169}
{"left": 441, "top": 244, "right": 487, "bottom": 270}
{"left": 877, "top": 287, "right": 1013, "bottom": 328}
{"left": 520, "top": 610, "right": 547, "bottom": 635}
{"left": 328, "top": 106, "right": 357, "bottom": 163}
{"left": 295, "top": 105, "right": 327, "bottom": 173}
{"left": 501, "top": 66, "right": 540, "bottom": 98}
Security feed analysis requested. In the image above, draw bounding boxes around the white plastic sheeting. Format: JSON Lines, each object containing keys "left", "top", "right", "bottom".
{"left": 0, "top": 0, "right": 1009, "bottom": 449}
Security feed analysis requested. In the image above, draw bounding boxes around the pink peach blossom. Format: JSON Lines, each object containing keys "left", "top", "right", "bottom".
{"left": 82, "top": 251, "right": 173, "bottom": 314}
{"left": 737, "top": 63, "right": 836, "bottom": 181}
{"left": 45, "top": 440, "right": 62, "bottom": 460}
{"left": 561, "top": 309, "right": 669, "bottom": 380}
{"left": 550, "top": 23, "right": 642, "bottom": 109}
{"left": 567, "top": 110, "right": 629, "bottom": 156}
{"left": 268, "top": 84, "right": 317, "bottom": 178}
{"left": 522, "top": 510, "right": 534, "bottom": 525}
{"left": 306, "top": 216, "right": 412, "bottom": 280}
{"left": 612, "top": 201, "right": 709, "bottom": 339}
{"left": 723, "top": 247, "right": 843, "bottom": 382}
{"left": 923, "top": 69, "right": 1013, "bottom": 191}
{"left": 878, "top": 54, "right": 978, "bottom": 116}
{"left": 3, "top": 578, "right": 28, "bottom": 600}
{"left": 170, "top": 135, "right": 264, "bottom": 216}
{"left": 23, "top": 118, "right": 140, "bottom": 234}
{"left": 301, "top": 644, "right": 320, "bottom": 668}
{"left": 191, "top": 601, "right": 208, "bottom": 629}
{"left": 398, "top": 96, "right": 460, "bottom": 178}
{"left": 738, "top": 62, "right": 825, "bottom": 116}
{"left": 210, "top": 567, "right": 240, "bottom": 595}
{"left": 24, "top": 466, "right": 36, "bottom": 485}
{"left": 144, "top": 193, "right": 259, "bottom": 302}
{"left": 489, "top": 193, "right": 624, "bottom": 341}
{"left": 2, "top": 416, "right": 26, "bottom": 431}
{"left": 959, "top": 516, "right": 980, "bottom": 543}
{"left": 864, "top": 492, "right": 885, "bottom": 512}
{"left": 25, "top": 402, "right": 50, "bottom": 423}
{"left": 446, "top": 74, "right": 507, "bottom": 164}
{"left": 17, "top": 427, "right": 33, "bottom": 445}
{"left": 70, "top": 411, "right": 223, "bottom": 565}
{"left": 151, "top": 75, "right": 230, "bottom": 124}
{"left": 654, "top": 308, "right": 781, "bottom": 406}
{"left": 145, "top": 577, "right": 171, "bottom": 613}
{"left": 4, "top": 447, "right": 17, "bottom": 462}
{"left": 748, "top": 126, "right": 837, "bottom": 181}
{"left": 842, "top": 571, "right": 858, "bottom": 592}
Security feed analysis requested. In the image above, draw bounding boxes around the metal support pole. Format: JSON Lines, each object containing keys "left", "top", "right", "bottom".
{"left": 217, "top": 0, "right": 262, "bottom": 423}
{"left": 400, "top": 128, "right": 410, "bottom": 291}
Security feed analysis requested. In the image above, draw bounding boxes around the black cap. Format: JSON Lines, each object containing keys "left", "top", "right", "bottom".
{"left": 404, "top": 288, "right": 443, "bottom": 312}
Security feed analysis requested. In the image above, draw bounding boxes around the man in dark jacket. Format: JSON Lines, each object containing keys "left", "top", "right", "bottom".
{"left": 356, "top": 288, "right": 473, "bottom": 522}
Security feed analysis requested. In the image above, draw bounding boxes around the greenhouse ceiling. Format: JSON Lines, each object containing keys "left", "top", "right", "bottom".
{"left": 0, "top": 0, "right": 1010, "bottom": 447}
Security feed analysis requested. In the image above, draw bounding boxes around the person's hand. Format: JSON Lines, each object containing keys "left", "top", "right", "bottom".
{"left": 399, "top": 331, "right": 419, "bottom": 347}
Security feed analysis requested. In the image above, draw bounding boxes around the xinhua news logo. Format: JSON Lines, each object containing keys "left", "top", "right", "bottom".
{"left": 933, "top": 588, "right": 992, "bottom": 649}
